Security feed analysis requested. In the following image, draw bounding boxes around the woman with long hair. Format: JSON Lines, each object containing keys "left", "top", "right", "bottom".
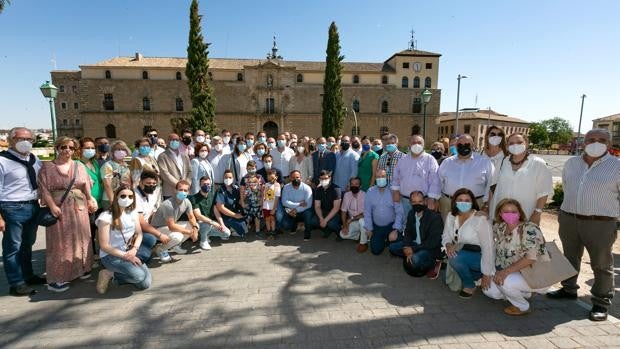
{"left": 481, "top": 126, "right": 507, "bottom": 171}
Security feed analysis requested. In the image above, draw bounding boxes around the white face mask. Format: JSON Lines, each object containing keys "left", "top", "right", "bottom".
{"left": 320, "top": 179, "right": 330, "bottom": 188}
{"left": 15, "top": 140, "right": 33, "bottom": 154}
{"left": 264, "top": 162, "right": 272, "bottom": 169}
{"left": 214, "top": 144, "right": 223, "bottom": 152}
{"left": 117, "top": 197, "right": 133, "bottom": 208}
{"left": 196, "top": 136, "right": 205, "bottom": 143}
{"left": 584, "top": 142, "right": 608, "bottom": 158}
{"left": 296, "top": 146, "right": 305, "bottom": 154}
{"left": 488, "top": 136, "right": 503, "bottom": 146}
{"left": 508, "top": 144, "right": 526, "bottom": 155}
{"left": 223, "top": 136, "right": 231, "bottom": 144}
{"left": 410, "top": 144, "right": 424, "bottom": 155}
{"left": 199, "top": 151, "right": 209, "bottom": 159}
{"left": 113, "top": 150, "right": 127, "bottom": 160}
{"left": 224, "top": 178, "right": 234, "bottom": 186}
{"left": 205, "top": 138, "right": 211, "bottom": 145}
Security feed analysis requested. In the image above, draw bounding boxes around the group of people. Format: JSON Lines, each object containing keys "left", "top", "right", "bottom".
{"left": 0, "top": 125, "right": 617, "bottom": 322}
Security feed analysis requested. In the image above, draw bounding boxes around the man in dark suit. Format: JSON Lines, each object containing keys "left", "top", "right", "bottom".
{"left": 311, "top": 137, "right": 336, "bottom": 185}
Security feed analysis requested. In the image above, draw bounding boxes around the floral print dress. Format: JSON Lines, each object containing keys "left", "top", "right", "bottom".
{"left": 493, "top": 221, "right": 548, "bottom": 270}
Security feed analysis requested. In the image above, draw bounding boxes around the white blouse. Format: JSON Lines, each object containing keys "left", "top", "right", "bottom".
{"left": 442, "top": 212, "right": 495, "bottom": 276}
{"left": 96, "top": 210, "right": 140, "bottom": 258}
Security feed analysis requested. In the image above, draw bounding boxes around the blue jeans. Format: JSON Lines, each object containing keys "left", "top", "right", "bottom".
{"left": 369, "top": 223, "right": 394, "bottom": 255}
{"left": 387, "top": 236, "right": 407, "bottom": 257}
{"left": 448, "top": 249, "right": 482, "bottom": 289}
{"left": 402, "top": 249, "right": 436, "bottom": 277}
{"left": 275, "top": 200, "right": 285, "bottom": 230}
{"left": 308, "top": 213, "right": 342, "bottom": 237}
{"left": 199, "top": 222, "right": 232, "bottom": 242}
{"left": 281, "top": 208, "right": 315, "bottom": 237}
{"left": 137, "top": 233, "right": 158, "bottom": 264}
{"left": 222, "top": 215, "right": 248, "bottom": 237}
{"left": 0, "top": 201, "right": 39, "bottom": 287}
{"left": 101, "top": 254, "right": 151, "bottom": 290}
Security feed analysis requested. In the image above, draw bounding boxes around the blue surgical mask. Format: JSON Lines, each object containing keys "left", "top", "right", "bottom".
{"left": 277, "top": 140, "right": 286, "bottom": 148}
{"left": 362, "top": 144, "right": 371, "bottom": 152}
{"left": 237, "top": 144, "right": 247, "bottom": 152}
{"left": 318, "top": 143, "right": 326, "bottom": 152}
{"left": 372, "top": 145, "right": 382, "bottom": 152}
{"left": 258, "top": 136, "right": 266, "bottom": 143}
{"left": 376, "top": 178, "right": 387, "bottom": 188}
{"left": 83, "top": 149, "right": 96, "bottom": 159}
{"left": 268, "top": 142, "right": 277, "bottom": 150}
{"left": 176, "top": 191, "right": 188, "bottom": 200}
{"left": 257, "top": 149, "right": 265, "bottom": 157}
{"left": 246, "top": 139, "right": 254, "bottom": 148}
{"left": 169, "top": 140, "right": 180, "bottom": 150}
{"left": 139, "top": 145, "right": 151, "bottom": 156}
{"left": 449, "top": 145, "right": 457, "bottom": 156}
{"left": 456, "top": 201, "right": 473, "bottom": 213}
{"left": 326, "top": 141, "right": 333, "bottom": 148}
{"left": 385, "top": 144, "right": 397, "bottom": 153}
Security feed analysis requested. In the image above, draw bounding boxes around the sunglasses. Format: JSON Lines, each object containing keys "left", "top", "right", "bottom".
{"left": 148, "top": 133, "right": 158, "bottom": 137}
{"left": 119, "top": 194, "right": 134, "bottom": 199}
{"left": 59, "top": 145, "right": 75, "bottom": 150}
{"left": 489, "top": 132, "right": 503, "bottom": 137}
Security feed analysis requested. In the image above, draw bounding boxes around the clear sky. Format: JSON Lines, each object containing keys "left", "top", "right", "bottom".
{"left": 1, "top": 0, "right": 618, "bottom": 132}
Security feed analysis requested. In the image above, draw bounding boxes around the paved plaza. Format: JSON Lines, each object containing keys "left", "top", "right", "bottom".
{"left": 0, "top": 212, "right": 618, "bottom": 348}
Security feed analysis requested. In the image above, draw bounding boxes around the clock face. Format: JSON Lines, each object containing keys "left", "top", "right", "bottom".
{"left": 413, "top": 63, "right": 421, "bottom": 72}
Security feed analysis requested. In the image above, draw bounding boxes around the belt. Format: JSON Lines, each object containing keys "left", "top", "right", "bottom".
{"left": 0, "top": 199, "right": 38, "bottom": 204}
{"left": 560, "top": 210, "right": 615, "bottom": 222}
{"left": 442, "top": 193, "right": 483, "bottom": 199}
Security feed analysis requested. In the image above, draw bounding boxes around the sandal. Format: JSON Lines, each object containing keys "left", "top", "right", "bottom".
{"left": 503, "top": 305, "right": 531, "bottom": 316}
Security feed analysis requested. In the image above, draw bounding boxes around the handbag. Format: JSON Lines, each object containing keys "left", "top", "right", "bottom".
{"left": 36, "top": 162, "right": 78, "bottom": 227}
{"left": 520, "top": 240, "right": 578, "bottom": 289}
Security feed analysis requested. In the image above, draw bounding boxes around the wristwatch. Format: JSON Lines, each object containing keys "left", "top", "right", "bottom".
{"left": 534, "top": 208, "right": 543, "bottom": 213}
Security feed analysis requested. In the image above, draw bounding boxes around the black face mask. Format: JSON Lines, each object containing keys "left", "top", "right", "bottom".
{"left": 340, "top": 142, "right": 350, "bottom": 151}
{"left": 98, "top": 144, "right": 110, "bottom": 153}
{"left": 352, "top": 142, "right": 360, "bottom": 149}
{"left": 350, "top": 186, "right": 360, "bottom": 194}
{"left": 149, "top": 136, "right": 158, "bottom": 145}
{"left": 182, "top": 137, "right": 192, "bottom": 146}
{"left": 142, "top": 185, "right": 156, "bottom": 194}
{"left": 431, "top": 150, "right": 443, "bottom": 160}
{"left": 412, "top": 204, "right": 426, "bottom": 213}
{"left": 291, "top": 179, "right": 301, "bottom": 186}
{"left": 457, "top": 144, "right": 472, "bottom": 156}
{"left": 309, "top": 144, "right": 316, "bottom": 152}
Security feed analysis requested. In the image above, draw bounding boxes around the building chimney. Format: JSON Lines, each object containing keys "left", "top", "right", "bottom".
{"left": 134, "top": 52, "right": 143, "bottom": 61}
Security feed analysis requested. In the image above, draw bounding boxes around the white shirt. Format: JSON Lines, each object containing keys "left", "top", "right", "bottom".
{"left": 234, "top": 152, "right": 253, "bottom": 183}
{"left": 481, "top": 150, "right": 506, "bottom": 174}
{"left": 438, "top": 154, "right": 495, "bottom": 201}
{"left": 96, "top": 210, "right": 139, "bottom": 258}
{"left": 135, "top": 188, "right": 159, "bottom": 221}
{"left": 442, "top": 213, "right": 495, "bottom": 276}
{"left": 491, "top": 156, "right": 553, "bottom": 218}
{"left": 0, "top": 149, "right": 41, "bottom": 201}
{"left": 171, "top": 150, "right": 184, "bottom": 174}
{"left": 153, "top": 146, "right": 165, "bottom": 160}
{"left": 271, "top": 147, "right": 295, "bottom": 177}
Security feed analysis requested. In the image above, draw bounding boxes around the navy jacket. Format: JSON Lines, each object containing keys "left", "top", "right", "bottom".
{"left": 403, "top": 208, "right": 443, "bottom": 257}
{"left": 311, "top": 150, "right": 336, "bottom": 184}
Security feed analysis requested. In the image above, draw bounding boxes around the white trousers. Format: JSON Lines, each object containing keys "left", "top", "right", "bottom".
{"left": 157, "top": 221, "right": 191, "bottom": 250}
{"left": 483, "top": 271, "right": 548, "bottom": 311}
{"left": 339, "top": 218, "right": 368, "bottom": 244}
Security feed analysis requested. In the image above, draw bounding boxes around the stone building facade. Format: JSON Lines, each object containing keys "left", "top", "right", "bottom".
{"left": 592, "top": 113, "right": 620, "bottom": 146}
{"left": 51, "top": 48, "right": 442, "bottom": 142}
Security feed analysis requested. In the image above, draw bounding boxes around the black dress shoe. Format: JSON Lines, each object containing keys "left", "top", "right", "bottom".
{"left": 589, "top": 305, "right": 608, "bottom": 322}
{"left": 25, "top": 275, "right": 47, "bottom": 285}
{"left": 546, "top": 288, "right": 577, "bottom": 300}
{"left": 9, "top": 284, "right": 36, "bottom": 296}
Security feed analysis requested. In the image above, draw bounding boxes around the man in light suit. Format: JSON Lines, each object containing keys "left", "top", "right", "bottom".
{"left": 157, "top": 133, "right": 193, "bottom": 199}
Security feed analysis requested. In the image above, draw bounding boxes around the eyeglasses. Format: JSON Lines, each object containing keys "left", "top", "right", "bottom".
{"left": 119, "top": 194, "right": 134, "bottom": 199}
{"left": 59, "top": 145, "right": 75, "bottom": 150}
{"left": 489, "top": 132, "right": 503, "bottom": 137}
{"left": 15, "top": 137, "right": 34, "bottom": 143}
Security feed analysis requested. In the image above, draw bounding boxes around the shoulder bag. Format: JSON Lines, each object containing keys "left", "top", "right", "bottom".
{"left": 37, "top": 162, "right": 78, "bottom": 227}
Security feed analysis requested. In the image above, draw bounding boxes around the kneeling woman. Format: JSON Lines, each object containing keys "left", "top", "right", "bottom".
{"left": 483, "top": 198, "right": 549, "bottom": 315}
{"left": 95, "top": 186, "right": 152, "bottom": 294}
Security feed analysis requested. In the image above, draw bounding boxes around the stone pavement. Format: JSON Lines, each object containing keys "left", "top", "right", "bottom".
{"left": 0, "top": 219, "right": 618, "bottom": 348}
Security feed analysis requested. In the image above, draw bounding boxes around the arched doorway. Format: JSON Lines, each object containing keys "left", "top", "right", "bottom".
{"left": 263, "top": 121, "right": 278, "bottom": 138}
{"left": 411, "top": 124, "right": 421, "bottom": 136}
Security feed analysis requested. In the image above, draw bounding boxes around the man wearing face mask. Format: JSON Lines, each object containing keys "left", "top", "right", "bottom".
{"left": 191, "top": 176, "right": 231, "bottom": 250}
{"left": 256, "top": 131, "right": 267, "bottom": 145}
{"left": 333, "top": 135, "right": 359, "bottom": 192}
{"left": 257, "top": 154, "right": 284, "bottom": 185}
{"left": 281, "top": 170, "right": 315, "bottom": 239}
{"left": 310, "top": 170, "right": 342, "bottom": 240}
{"left": 438, "top": 134, "right": 494, "bottom": 220}
{"left": 0, "top": 127, "right": 46, "bottom": 296}
{"left": 221, "top": 129, "right": 233, "bottom": 154}
{"left": 179, "top": 129, "right": 195, "bottom": 158}
{"left": 391, "top": 135, "right": 441, "bottom": 223}
{"left": 134, "top": 171, "right": 171, "bottom": 263}
{"left": 157, "top": 133, "right": 193, "bottom": 200}
{"left": 94, "top": 137, "right": 111, "bottom": 167}
{"left": 351, "top": 136, "right": 362, "bottom": 156}
{"left": 430, "top": 142, "right": 447, "bottom": 166}
{"left": 150, "top": 180, "right": 199, "bottom": 255}
{"left": 363, "top": 169, "right": 403, "bottom": 255}
{"left": 339, "top": 177, "right": 368, "bottom": 251}
{"left": 377, "top": 133, "right": 405, "bottom": 185}
{"left": 194, "top": 130, "right": 206, "bottom": 145}
{"left": 547, "top": 129, "right": 620, "bottom": 322}
{"left": 244, "top": 132, "right": 256, "bottom": 155}
{"left": 312, "top": 137, "right": 336, "bottom": 186}
{"left": 146, "top": 129, "right": 165, "bottom": 160}
{"left": 372, "top": 138, "right": 383, "bottom": 156}
{"left": 388, "top": 191, "right": 444, "bottom": 279}
{"left": 271, "top": 134, "right": 295, "bottom": 179}
{"left": 207, "top": 136, "right": 234, "bottom": 190}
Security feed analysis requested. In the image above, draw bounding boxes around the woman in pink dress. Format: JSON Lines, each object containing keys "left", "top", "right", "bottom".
{"left": 38, "top": 136, "right": 98, "bottom": 292}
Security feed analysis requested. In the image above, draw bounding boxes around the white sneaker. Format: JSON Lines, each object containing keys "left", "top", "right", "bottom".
{"left": 169, "top": 245, "right": 187, "bottom": 255}
{"left": 200, "top": 240, "right": 212, "bottom": 250}
{"left": 155, "top": 245, "right": 172, "bottom": 263}
{"left": 230, "top": 231, "right": 241, "bottom": 237}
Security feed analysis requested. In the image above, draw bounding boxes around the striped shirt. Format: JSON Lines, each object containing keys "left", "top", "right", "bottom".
{"left": 560, "top": 154, "right": 620, "bottom": 218}
{"left": 377, "top": 150, "right": 406, "bottom": 185}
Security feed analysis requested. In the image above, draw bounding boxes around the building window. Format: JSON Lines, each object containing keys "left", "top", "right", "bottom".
{"left": 266, "top": 74, "right": 273, "bottom": 87}
{"left": 612, "top": 123, "right": 620, "bottom": 137}
{"left": 352, "top": 126, "right": 360, "bottom": 136}
{"left": 381, "top": 101, "right": 389, "bottom": 113}
{"left": 413, "top": 76, "right": 420, "bottom": 88}
{"left": 105, "top": 70, "right": 111, "bottom": 79}
{"left": 75, "top": 119, "right": 80, "bottom": 126}
{"left": 412, "top": 98, "right": 422, "bottom": 113}
{"left": 103, "top": 93, "right": 114, "bottom": 111}
{"left": 401, "top": 76, "right": 408, "bottom": 88}
{"left": 142, "top": 71, "right": 149, "bottom": 80}
{"left": 74, "top": 102, "right": 79, "bottom": 109}
{"left": 59, "top": 85, "right": 65, "bottom": 93}
{"left": 143, "top": 97, "right": 151, "bottom": 111}
{"left": 381, "top": 75, "right": 388, "bottom": 84}
{"left": 450, "top": 125, "right": 454, "bottom": 135}
{"left": 61, "top": 102, "right": 67, "bottom": 110}
{"left": 353, "top": 75, "right": 359, "bottom": 84}
{"left": 411, "top": 125, "right": 421, "bottom": 136}
{"left": 62, "top": 119, "right": 67, "bottom": 126}
{"left": 464, "top": 124, "right": 471, "bottom": 134}
{"left": 176, "top": 71, "right": 182, "bottom": 80}
{"left": 403, "top": 62, "right": 410, "bottom": 69}
{"left": 72, "top": 85, "right": 77, "bottom": 93}
{"left": 175, "top": 98, "right": 184, "bottom": 112}
{"left": 425, "top": 77, "right": 432, "bottom": 88}
{"left": 237, "top": 73, "right": 244, "bottom": 81}
{"left": 105, "top": 124, "right": 117, "bottom": 138}
{"left": 352, "top": 99, "right": 360, "bottom": 113}
{"left": 437, "top": 127, "right": 441, "bottom": 136}
{"left": 380, "top": 126, "right": 389, "bottom": 135}
{"left": 425, "top": 63, "right": 432, "bottom": 69}
{"left": 296, "top": 74, "right": 303, "bottom": 83}
{"left": 265, "top": 98, "right": 275, "bottom": 114}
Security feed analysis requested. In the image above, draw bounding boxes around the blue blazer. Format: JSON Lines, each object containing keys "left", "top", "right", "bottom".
{"left": 311, "top": 150, "right": 336, "bottom": 184}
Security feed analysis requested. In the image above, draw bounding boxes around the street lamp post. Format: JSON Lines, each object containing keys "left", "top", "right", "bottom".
{"left": 40, "top": 81, "right": 58, "bottom": 149}
{"left": 455, "top": 74, "right": 468, "bottom": 136}
{"left": 421, "top": 89, "right": 432, "bottom": 140}
{"left": 576, "top": 94, "right": 586, "bottom": 155}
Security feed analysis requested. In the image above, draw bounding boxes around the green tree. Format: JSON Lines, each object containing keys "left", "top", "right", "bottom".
{"left": 321, "top": 22, "right": 345, "bottom": 137}
{"left": 528, "top": 122, "right": 549, "bottom": 145}
{"left": 541, "top": 117, "right": 573, "bottom": 144}
{"left": 181, "top": 0, "right": 216, "bottom": 134}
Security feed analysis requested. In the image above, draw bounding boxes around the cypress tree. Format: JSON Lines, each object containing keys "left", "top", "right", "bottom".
{"left": 321, "top": 22, "right": 345, "bottom": 137}
{"left": 184, "top": 0, "right": 216, "bottom": 134}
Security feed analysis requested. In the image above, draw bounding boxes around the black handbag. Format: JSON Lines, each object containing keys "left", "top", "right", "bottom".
{"left": 37, "top": 162, "right": 78, "bottom": 227}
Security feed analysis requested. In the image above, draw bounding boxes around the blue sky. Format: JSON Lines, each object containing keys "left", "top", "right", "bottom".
{"left": 1, "top": 0, "right": 618, "bottom": 132}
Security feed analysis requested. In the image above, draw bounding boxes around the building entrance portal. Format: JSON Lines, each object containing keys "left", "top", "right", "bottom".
{"left": 263, "top": 121, "right": 279, "bottom": 138}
